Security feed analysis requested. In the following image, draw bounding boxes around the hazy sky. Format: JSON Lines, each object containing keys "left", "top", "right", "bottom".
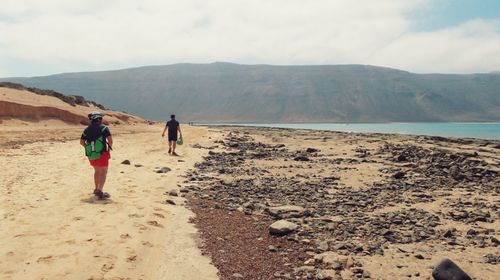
{"left": 1, "top": 0, "right": 499, "bottom": 77}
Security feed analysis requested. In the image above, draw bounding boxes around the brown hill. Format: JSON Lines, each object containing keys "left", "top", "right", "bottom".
{"left": 0, "top": 83, "right": 145, "bottom": 125}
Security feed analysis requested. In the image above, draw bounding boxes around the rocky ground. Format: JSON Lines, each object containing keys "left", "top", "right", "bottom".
{"left": 181, "top": 127, "right": 499, "bottom": 279}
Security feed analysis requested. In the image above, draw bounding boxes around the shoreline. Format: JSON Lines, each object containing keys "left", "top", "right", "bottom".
{"left": 202, "top": 124, "right": 500, "bottom": 142}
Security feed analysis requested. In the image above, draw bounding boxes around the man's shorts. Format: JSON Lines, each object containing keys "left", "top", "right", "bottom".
{"left": 168, "top": 132, "right": 177, "bottom": 142}
{"left": 89, "top": 152, "right": 110, "bottom": 167}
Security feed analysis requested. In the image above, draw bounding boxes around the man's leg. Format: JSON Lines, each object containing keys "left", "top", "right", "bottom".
{"left": 98, "top": 166, "right": 108, "bottom": 190}
{"left": 168, "top": 141, "right": 172, "bottom": 153}
{"left": 93, "top": 167, "right": 99, "bottom": 189}
{"left": 172, "top": 140, "right": 177, "bottom": 154}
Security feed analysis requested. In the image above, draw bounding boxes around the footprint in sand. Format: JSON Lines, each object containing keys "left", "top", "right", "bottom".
{"left": 146, "top": 220, "right": 163, "bottom": 228}
{"left": 37, "top": 255, "right": 53, "bottom": 264}
{"left": 120, "top": 233, "right": 131, "bottom": 239}
{"left": 141, "top": 241, "right": 154, "bottom": 247}
{"left": 153, "top": 207, "right": 167, "bottom": 212}
{"left": 128, "top": 213, "right": 144, "bottom": 218}
{"left": 101, "top": 263, "right": 114, "bottom": 272}
{"left": 126, "top": 255, "right": 138, "bottom": 262}
{"left": 153, "top": 213, "right": 166, "bottom": 219}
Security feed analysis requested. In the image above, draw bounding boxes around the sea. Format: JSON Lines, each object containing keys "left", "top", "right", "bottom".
{"left": 212, "top": 123, "right": 500, "bottom": 140}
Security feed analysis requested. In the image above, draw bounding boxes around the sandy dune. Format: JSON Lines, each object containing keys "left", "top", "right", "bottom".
{"left": 0, "top": 124, "right": 219, "bottom": 280}
{"left": 0, "top": 87, "right": 144, "bottom": 125}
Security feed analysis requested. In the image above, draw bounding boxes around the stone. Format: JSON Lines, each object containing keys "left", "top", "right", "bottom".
{"left": 306, "top": 148, "right": 319, "bottom": 153}
{"left": 393, "top": 171, "right": 405, "bottom": 179}
{"left": 267, "top": 205, "right": 305, "bottom": 218}
{"left": 415, "top": 254, "right": 425, "bottom": 260}
{"left": 466, "top": 229, "right": 477, "bottom": 236}
{"left": 121, "top": 160, "right": 131, "bottom": 165}
{"left": 269, "top": 220, "right": 298, "bottom": 235}
{"left": 316, "top": 269, "right": 336, "bottom": 280}
{"left": 268, "top": 245, "right": 277, "bottom": 252}
{"left": 432, "top": 259, "right": 472, "bottom": 280}
{"left": 483, "top": 254, "right": 500, "bottom": 264}
{"left": 334, "top": 242, "right": 348, "bottom": 250}
{"left": 443, "top": 229, "right": 454, "bottom": 238}
{"left": 294, "top": 156, "right": 310, "bottom": 161}
{"left": 232, "top": 273, "right": 244, "bottom": 278}
{"left": 166, "top": 199, "right": 176, "bottom": 205}
{"left": 169, "top": 190, "right": 178, "bottom": 197}
{"left": 191, "top": 143, "right": 202, "bottom": 149}
{"left": 156, "top": 167, "right": 171, "bottom": 173}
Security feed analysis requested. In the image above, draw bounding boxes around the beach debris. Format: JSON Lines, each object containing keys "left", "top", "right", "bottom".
{"left": 269, "top": 220, "right": 298, "bottom": 235}
{"left": 432, "top": 259, "right": 472, "bottom": 280}
{"left": 134, "top": 164, "right": 143, "bottom": 167}
{"left": 121, "top": 159, "right": 131, "bottom": 165}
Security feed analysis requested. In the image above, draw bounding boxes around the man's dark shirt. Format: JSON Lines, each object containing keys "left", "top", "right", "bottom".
{"left": 166, "top": 120, "right": 179, "bottom": 140}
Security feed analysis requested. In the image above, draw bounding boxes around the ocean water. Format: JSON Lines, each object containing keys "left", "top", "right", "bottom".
{"left": 216, "top": 123, "right": 500, "bottom": 140}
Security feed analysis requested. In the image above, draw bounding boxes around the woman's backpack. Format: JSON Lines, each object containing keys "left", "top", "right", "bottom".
{"left": 84, "top": 126, "right": 108, "bottom": 160}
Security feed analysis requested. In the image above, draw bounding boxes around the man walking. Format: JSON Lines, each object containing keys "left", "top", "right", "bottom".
{"left": 80, "top": 112, "right": 113, "bottom": 199}
{"left": 162, "top": 114, "right": 182, "bottom": 156}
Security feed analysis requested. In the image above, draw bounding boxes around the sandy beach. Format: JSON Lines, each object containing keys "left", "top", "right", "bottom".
{"left": 0, "top": 120, "right": 499, "bottom": 280}
{"left": 0, "top": 123, "right": 218, "bottom": 280}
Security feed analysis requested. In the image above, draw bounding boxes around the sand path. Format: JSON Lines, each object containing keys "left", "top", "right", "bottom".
{"left": 0, "top": 125, "right": 219, "bottom": 280}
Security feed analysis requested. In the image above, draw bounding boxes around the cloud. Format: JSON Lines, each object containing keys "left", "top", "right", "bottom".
{"left": 369, "top": 19, "right": 500, "bottom": 73}
{"left": 0, "top": 0, "right": 498, "bottom": 76}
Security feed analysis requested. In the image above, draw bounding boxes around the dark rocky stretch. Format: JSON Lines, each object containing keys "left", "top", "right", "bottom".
{"left": 183, "top": 127, "right": 499, "bottom": 279}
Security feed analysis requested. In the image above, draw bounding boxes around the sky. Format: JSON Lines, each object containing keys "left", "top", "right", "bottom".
{"left": 0, "top": 0, "right": 499, "bottom": 77}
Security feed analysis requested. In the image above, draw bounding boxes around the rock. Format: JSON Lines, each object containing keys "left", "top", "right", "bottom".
{"left": 156, "top": 167, "right": 171, "bottom": 173}
{"left": 169, "top": 190, "right": 178, "bottom": 197}
{"left": 306, "top": 148, "right": 319, "bottom": 153}
{"left": 332, "top": 261, "right": 343, "bottom": 271}
{"left": 121, "top": 160, "right": 131, "bottom": 165}
{"left": 317, "top": 240, "right": 329, "bottom": 251}
{"left": 466, "top": 229, "right": 477, "bottom": 236}
{"left": 166, "top": 199, "right": 176, "bottom": 205}
{"left": 269, "top": 220, "right": 298, "bottom": 235}
{"left": 231, "top": 273, "right": 244, "bottom": 278}
{"left": 443, "top": 229, "right": 454, "bottom": 238}
{"left": 191, "top": 143, "right": 202, "bottom": 149}
{"left": 396, "top": 154, "right": 407, "bottom": 162}
{"left": 415, "top": 254, "right": 425, "bottom": 260}
{"left": 294, "top": 156, "right": 310, "bottom": 161}
{"left": 334, "top": 242, "right": 348, "bottom": 250}
{"left": 483, "top": 254, "right": 500, "bottom": 264}
{"left": 134, "top": 164, "right": 143, "bottom": 167}
{"left": 316, "top": 269, "right": 336, "bottom": 280}
{"left": 432, "top": 259, "right": 472, "bottom": 280}
{"left": 268, "top": 245, "right": 277, "bottom": 252}
{"left": 393, "top": 171, "right": 406, "bottom": 179}
{"left": 267, "top": 205, "right": 305, "bottom": 219}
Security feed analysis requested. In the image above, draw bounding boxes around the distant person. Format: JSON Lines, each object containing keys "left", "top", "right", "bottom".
{"left": 162, "top": 114, "right": 182, "bottom": 156}
{"left": 80, "top": 112, "right": 113, "bottom": 199}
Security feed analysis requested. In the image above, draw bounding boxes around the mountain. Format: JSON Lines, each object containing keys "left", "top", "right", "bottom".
{"left": 1, "top": 62, "right": 499, "bottom": 122}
